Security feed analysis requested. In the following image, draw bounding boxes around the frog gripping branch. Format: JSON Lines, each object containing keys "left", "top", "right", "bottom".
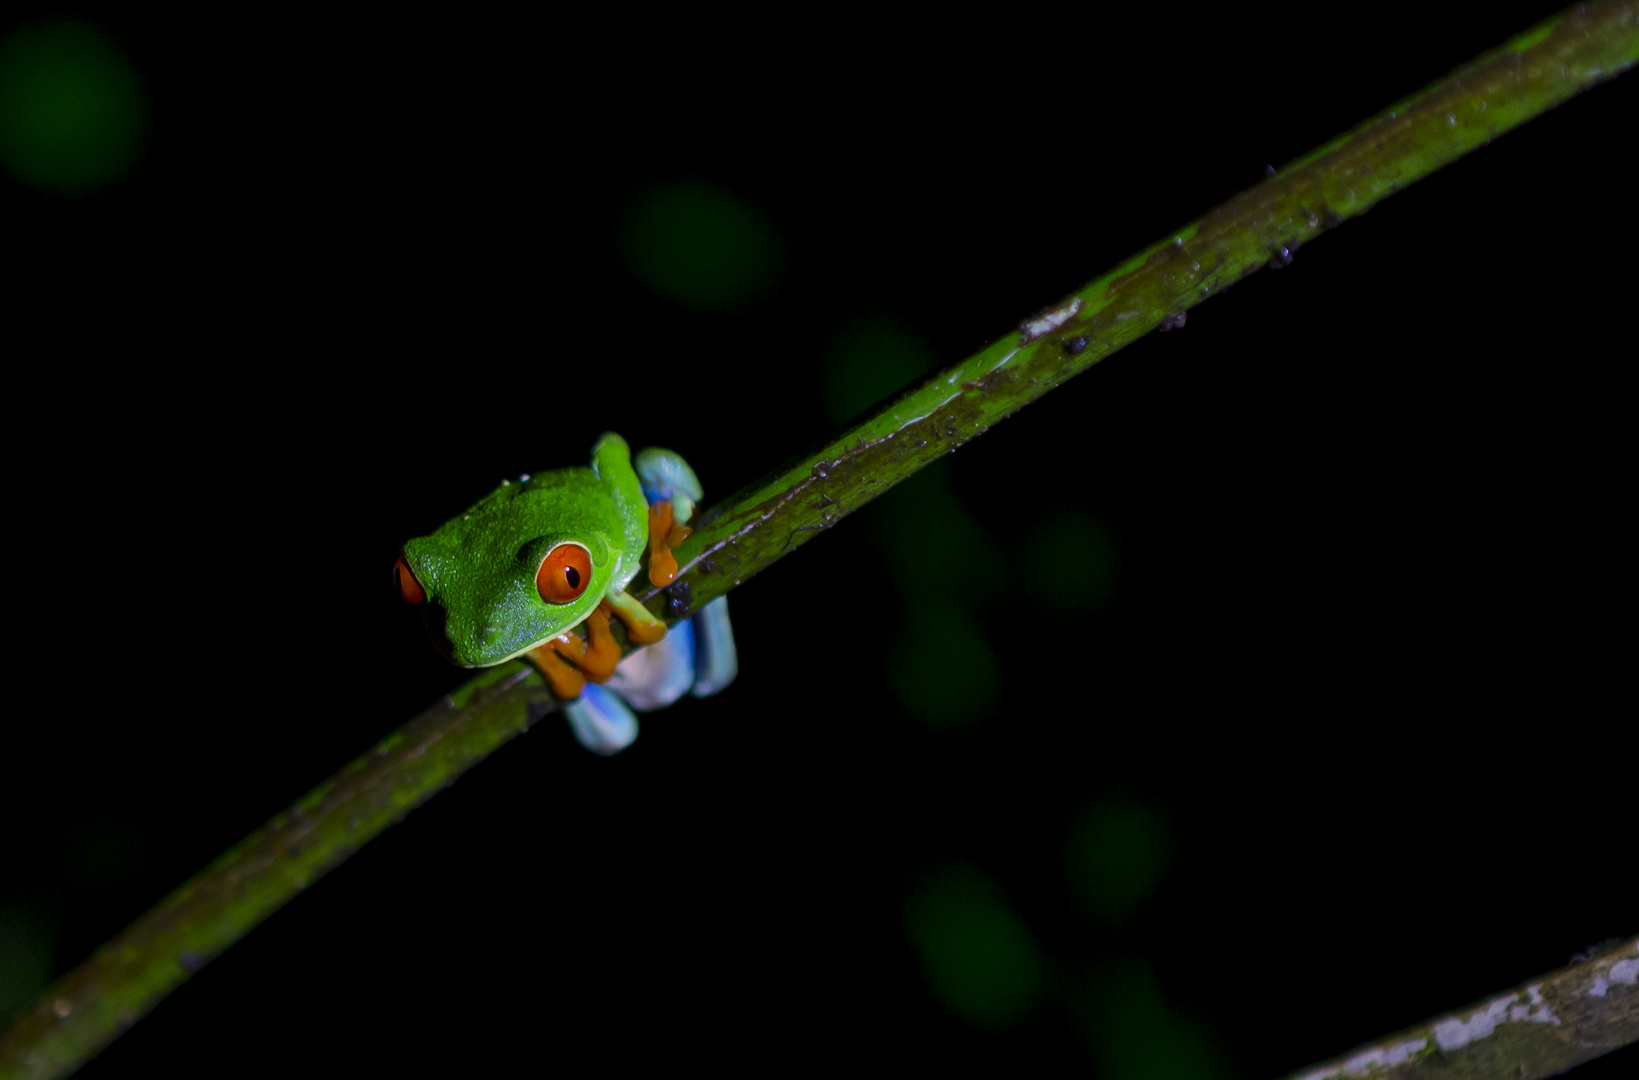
{"left": 395, "top": 433, "right": 737, "bottom": 754}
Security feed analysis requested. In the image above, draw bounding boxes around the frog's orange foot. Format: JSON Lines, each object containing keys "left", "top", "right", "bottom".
{"left": 524, "top": 601, "right": 625, "bottom": 696}
{"left": 580, "top": 601, "right": 625, "bottom": 679}
{"left": 523, "top": 641, "right": 587, "bottom": 700}
{"left": 608, "top": 590, "right": 668, "bottom": 646}
{"left": 554, "top": 601, "right": 623, "bottom": 682}
{"left": 646, "top": 500, "right": 694, "bottom": 587}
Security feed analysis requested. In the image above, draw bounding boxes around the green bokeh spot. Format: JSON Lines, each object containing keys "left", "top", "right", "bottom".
{"left": 0, "top": 21, "right": 147, "bottom": 194}
{"left": 1028, "top": 508, "right": 1120, "bottom": 612}
{"left": 904, "top": 862, "right": 1044, "bottom": 1029}
{"left": 1067, "top": 797, "right": 1171, "bottom": 924}
{"left": 890, "top": 602, "right": 1000, "bottom": 731}
{"left": 1082, "top": 960, "right": 1222, "bottom": 1080}
{"left": 822, "top": 316, "right": 938, "bottom": 425}
{"left": 874, "top": 462, "right": 998, "bottom": 598}
{"left": 618, "top": 180, "right": 782, "bottom": 311}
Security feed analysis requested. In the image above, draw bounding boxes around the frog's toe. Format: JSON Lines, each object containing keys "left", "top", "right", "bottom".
{"left": 563, "top": 684, "right": 639, "bottom": 755}
{"left": 645, "top": 500, "right": 690, "bottom": 587}
{"left": 605, "top": 620, "right": 695, "bottom": 711}
{"left": 689, "top": 595, "right": 738, "bottom": 698}
{"left": 608, "top": 589, "right": 668, "bottom": 645}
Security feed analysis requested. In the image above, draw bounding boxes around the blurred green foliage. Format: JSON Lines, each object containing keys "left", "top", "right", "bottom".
{"left": 872, "top": 463, "right": 1003, "bottom": 729}
{"left": 821, "top": 315, "right": 938, "bottom": 426}
{"left": 888, "top": 601, "right": 1001, "bottom": 731}
{"left": 1079, "top": 959, "right": 1222, "bottom": 1080}
{"left": 903, "top": 861, "right": 1044, "bottom": 1029}
{"left": 0, "top": 901, "right": 53, "bottom": 1021}
{"left": 869, "top": 462, "right": 1001, "bottom": 603}
{"left": 617, "top": 179, "right": 782, "bottom": 311}
{"left": 1028, "top": 509, "right": 1120, "bottom": 613}
{"left": 0, "top": 20, "right": 146, "bottom": 194}
{"left": 1066, "top": 796, "right": 1172, "bottom": 924}
{"left": 0, "top": 814, "right": 145, "bottom": 1023}
{"left": 822, "top": 318, "right": 1007, "bottom": 730}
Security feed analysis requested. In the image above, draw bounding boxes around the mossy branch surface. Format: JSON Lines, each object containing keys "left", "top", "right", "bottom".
{"left": 3, "top": 5, "right": 1634, "bottom": 1078}
{"left": 1283, "top": 937, "right": 1639, "bottom": 1080}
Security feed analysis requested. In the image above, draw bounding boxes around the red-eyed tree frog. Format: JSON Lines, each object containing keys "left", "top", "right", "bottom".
{"left": 393, "top": 433, "right": 736, "bottom": 754}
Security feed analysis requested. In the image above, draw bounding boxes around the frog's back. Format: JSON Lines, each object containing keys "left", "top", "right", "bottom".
{"left": 429, "top": 467, "right": 618, "bottom": 547}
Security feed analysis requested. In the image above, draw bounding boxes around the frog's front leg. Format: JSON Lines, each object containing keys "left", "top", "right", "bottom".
{"left": 635, "top": 447, "right": 704, "bottom": 587}
{"left": 518, "top": 590, "right": 669, "bottom": 709}
{"left": 606, "top": 589, "right": 666, "bottom": 644}
{"left": 521, "top": 598, "right": 626, "bottom": 697}
{"left": 523, "top": 638, "right": 590, "bottom": 700}
{"left": 520, "top": 599, "right": 644, "bottom": 755}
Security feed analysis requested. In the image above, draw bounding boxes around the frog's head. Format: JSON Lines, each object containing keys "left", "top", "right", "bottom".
{"left": 395, "top": 481, "right": 623, "bottom": 667}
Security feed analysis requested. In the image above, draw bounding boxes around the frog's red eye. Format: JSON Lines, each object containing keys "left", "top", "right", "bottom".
{"left": 394, "top": 556, "right": 425, "bottom": 605}
{"left": 537, "top": 543, "right": 592, "bottom": 604}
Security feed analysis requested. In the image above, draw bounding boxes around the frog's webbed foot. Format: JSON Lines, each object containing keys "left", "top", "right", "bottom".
{"left": 645, "top": 502, "right": 694, "bottom": 586}
{"left": 521, "top": 598, "right": 628, "bottom": 699}
{"left": 523, "top": 638, "right": 589, "bottom": 700}
{"left": 607, "top": 589, "right": 666, "bottom": 645}
{"left": 635, "top": 447, "right": 704, "bottom": 587}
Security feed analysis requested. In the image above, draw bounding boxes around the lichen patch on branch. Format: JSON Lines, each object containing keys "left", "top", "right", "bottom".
{"left": 1296, "top": 1036, "right": 1427, "bottom": 1080}
{"left": 1430, "top": 984, "right": 1559, "bottom": 1052}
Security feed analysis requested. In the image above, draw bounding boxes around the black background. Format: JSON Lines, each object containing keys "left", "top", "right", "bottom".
{"left": 3, "top": 3, "right": 1634, "bottom": 1076}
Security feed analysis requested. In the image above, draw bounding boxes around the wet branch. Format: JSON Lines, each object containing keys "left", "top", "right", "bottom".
{"left": 3, "top": 4, "right": 1635, "bottom": 1078}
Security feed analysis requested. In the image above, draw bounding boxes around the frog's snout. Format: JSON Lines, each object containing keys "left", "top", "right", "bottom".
{"left": 424, "top": 602, "right": 532, "bottom": 668}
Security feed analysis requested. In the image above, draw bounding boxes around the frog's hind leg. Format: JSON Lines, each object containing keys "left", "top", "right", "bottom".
{"left": 605, "top": 618, "right": 696, "bottom": 711}
{"left": 635, "top": 448, "right": 703, "bottom": 587}
{"left": 563, "top": 683, "right": 639, "bottom": 755}
{"left": 634, "top": 447, "right": 703, "bottom": 523}
{"left": 688, "top": 596, "right": 737, "bottom": 698}
{"left": 600, "top": 595, "right": 735, "bottom": 714}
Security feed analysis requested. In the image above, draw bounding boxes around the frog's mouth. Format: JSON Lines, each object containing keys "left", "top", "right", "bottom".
{"left": 419, "top": 603, "right": 459, "bottom": 666}
{"left": 423, "top": 600, "right": 560, "bottom": 668}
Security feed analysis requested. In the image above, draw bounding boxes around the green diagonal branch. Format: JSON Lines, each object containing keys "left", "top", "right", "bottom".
{"left": 629, "top": 0, "right": 1638, "bottom": 623}
{"left": 3, "top": 4, "right": 1635, "bottom": 1078}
